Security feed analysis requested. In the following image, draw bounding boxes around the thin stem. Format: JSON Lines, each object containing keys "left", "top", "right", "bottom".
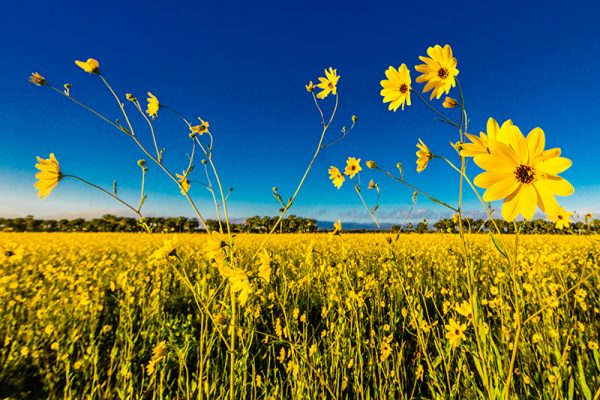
{"left": 64, "top": 175, "right": 142, "bottom": 217}
{"left": 134, "top": 100, "right": 161, "bottom": 159}
{"left": 99, "top": 75, "right": 136, "bottom": 136}
{"left": 354, "top": 184, "right": 381, "bottom": 229}
{"left": 376, "top": 166, "right": 458, "bottom": 212}
{"left": 411, "top": 89, "right": 460, "bottom": 128}
{"left": 137, "top": 168, "right": 146, "bottom": 212}
{"left": 48, "top": 86, "right": 124, "bottom": 133}
{"left": 252, "top": 93, "right": 340, "bottom": 261}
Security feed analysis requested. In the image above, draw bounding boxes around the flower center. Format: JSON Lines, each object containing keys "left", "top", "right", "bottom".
{"left": 399, "top": 83, "right": 409, "bottom": 93}
{"left": 558, "top": 215, "right": 563, "bottom": 220}
{"left": 515, "top": 165, "right": 535, "bottom": 184}
{"left": 5, "top": 250, "right": 14, "bottom": 257}
{"left": 438, "top": 68, "right": 449, "bottom": 79}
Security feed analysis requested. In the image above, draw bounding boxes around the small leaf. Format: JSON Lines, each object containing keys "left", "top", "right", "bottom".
{"left": 488, "top": 232, "right": 509, "bottom": 260}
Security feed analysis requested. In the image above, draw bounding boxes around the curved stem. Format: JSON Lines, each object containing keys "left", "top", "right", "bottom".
{"left": 251, "top": 93, "right": 340, "bottom": 260}
{"left": 64, "top": 174, "right": 142, "bottom": 217}
{"left": 411, "top": 89, "right": 460, "bottom": 128}
{"left": 48, "top": 86, "right": 124, "bottom": 133}
{"left": 354, "top": 184, "right": 381, "bottom": 229}
{"left": 376, "top": 166, "right": 458, "bottom": 212}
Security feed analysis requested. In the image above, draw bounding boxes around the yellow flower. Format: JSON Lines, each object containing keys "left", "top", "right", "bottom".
{"left": 257, "top": 250, "right": 272, "bottom": 283}
{"left": 415, "top": 44, "right": 459, "bottom": 100}
{"left": 34, "top": 153, "right": 62, "bottom": 199}
{"left": 75, "top": 58, "right": 100, "bottom": 74}
{"left": 305, "top": 81, "right": 315, "bottom": 92}
{"left": 0, "top": 242, "right": 24, "bottom": 264}
{"left": 190, "top": 120, "right": 209, "bottom": 136}
{"left": 175, "top": 172, "right": 190, "bottom": 195}
{"left": 584, "top": 212, "right": 592, "bottom": 223}
{"left": 150, "top": 236, "right": 178, "bottom": 263}
{"left": 380, "top": 64, "right": 412, "bottom": 111}
{"left": 416, "top": 139, "right": 432, "bottom": 173}
{"left": 366, "top": 160, "right": 377, "bottom": 169}
{"left": 29, "top": 72, "right": 47, "bottom": 86}
{"left": 454, "top": 300, "right": 473, "bottom": 319}
{"left": 442, "top": 97, "right": 458, "bottom": 108}
{"left": 368, "top": 179, "right": 376, "bottom": 190}
{"left": 473, "top": 126, "right": 574, "bottom": 221}
{"left": 146, "top": 341, "right": 168, "bottom": 375}
{"left": 205, "top": 232, "right": 227, "bottom": 261}
{"left": 547, "top": 206, "right": 572, "bottom": 229}
{"left": 461, "top": 118, "right": 516, "bottom": 158}
{"left": 146, "top": 92, "right": 160, "bottom": 118}
{"left": 344, "top": 157, "right": 362, "bottom": 179}
{"left": 445, "top": 319, "right": 467, "bottom": 347}
{"left": 328, "top": 166, "right": 345, "bottom": 189}
{"left": 333, "top": 220, "right": 342, "bottom": 235}
{"left": 452, "top": 213, "right": 460, "bottom": 224}
{"left": 316, "top": 67, "right": 340, "bottom": 99}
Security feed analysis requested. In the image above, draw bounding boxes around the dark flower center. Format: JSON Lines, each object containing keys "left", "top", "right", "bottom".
{"left": 5, "top": 251, "right": 14, "bottom": 257}
{"left": 515, "top": 165, "right": 535, "bottom": 184}
{"left": 399, "top": 83, "right": 409, "bottom": 93}
{"left": 558, "top": 215, "right": 563, "bottom": 220}
{"left": 438, "top": 68, "right": 449, "bottom": 79}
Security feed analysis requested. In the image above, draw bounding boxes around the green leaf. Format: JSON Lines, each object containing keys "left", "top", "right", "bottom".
{"left": 488, "top": 232, "right": 509, "bottom": 260}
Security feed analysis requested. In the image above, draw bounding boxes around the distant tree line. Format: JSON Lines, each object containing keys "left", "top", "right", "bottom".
{"left": 0, "top": 214, "right": 318, "bottom": 233}
{"left": 0, "top": 215, "right": 597, "bottom": 234}
{"left": 391, "top": 217, "right": 599, "bottom": 235}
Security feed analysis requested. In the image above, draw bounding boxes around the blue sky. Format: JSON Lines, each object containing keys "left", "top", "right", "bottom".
{"left": 1, "top": 0, "right": 599, "bottom": 223}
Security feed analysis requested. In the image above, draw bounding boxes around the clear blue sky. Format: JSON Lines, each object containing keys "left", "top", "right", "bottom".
{"left": 1, "top": 0, "right": 599, "bottom": 223}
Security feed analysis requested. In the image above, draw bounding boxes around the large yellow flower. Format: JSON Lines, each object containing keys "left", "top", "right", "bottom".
{"left": 344, "top": 157, "right": 362, "bottom": 179}
{"left": 34, "top": 153, "right": 62, "bottom": 199}
{"left": 328, "top": 166, "right": 345, "bottom": 189}
{"left": 380, "top": 64, "right": 411, "bottom": 111}
{"left": 415, "top": 44, "right": 459, "bottom": 100}
{"left": 316, "top": 67, "right": 340, "bottom": 99}
{"left": 461, "top": 118, "right": 516, "bottom": 157}
{"left": 416, "top": 139, "right": 432, "bottom": 172}
{"left": 75, "top": 58, "right": 100, "bottom": 74}
{"left": 473, "top": 126, "right": 574, "bottom": 221}
{"left": 146, "top": 92, "right": 160, "bottom": 118}
{"left": 547, "top": 206, "right": 572, "bottom": 229}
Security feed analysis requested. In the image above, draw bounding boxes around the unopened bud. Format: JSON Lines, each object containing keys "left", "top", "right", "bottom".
{"left": 351, "top": 115, "right": 358, "bottom": 123}
{"left": 126, "top": 93, "right": 137, "bottom": 102}
{"left": 442, "top": 97, "right": 458, "bottom": 109}
{"left": 305, "top": 81, "right": 315, "bottom": 92}
{"left": 366, "top": 160, "right": 376, "bottom": 169}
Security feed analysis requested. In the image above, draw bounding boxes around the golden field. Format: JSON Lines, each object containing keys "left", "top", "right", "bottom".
{"left": 1, "top": 232, "right": 598, "bottom": 399}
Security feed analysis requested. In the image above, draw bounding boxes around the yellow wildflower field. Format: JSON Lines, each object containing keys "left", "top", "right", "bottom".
{"left": 1, "top": 232, "right": 598, "bottom": 399}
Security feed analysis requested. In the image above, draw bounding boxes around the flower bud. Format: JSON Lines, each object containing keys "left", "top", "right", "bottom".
{"left": 366, "top": 160, "right": 376, "bottom": 169}
{"left": 137, "top": 159, "right": 147, "bottom": 168}
{"left": 442, "top": 97, "right": 458, "bottom": 109}
{"left": 305, "top": 81, "right": 315, "bottom": 92}
{"left": 351, "top": 115, "right": 358, "bottom": 123}
{"left": 126, "top": 93, "right": 137, "bottom": 102}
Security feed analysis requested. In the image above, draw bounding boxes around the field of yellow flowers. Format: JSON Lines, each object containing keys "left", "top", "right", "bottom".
{"left": 1, "top": 232, "right": 598, "bottom": 399}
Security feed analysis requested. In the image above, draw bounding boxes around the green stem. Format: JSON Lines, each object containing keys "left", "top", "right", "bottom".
{"left": 411, "top": 89, "right": 460, "bottom": 128}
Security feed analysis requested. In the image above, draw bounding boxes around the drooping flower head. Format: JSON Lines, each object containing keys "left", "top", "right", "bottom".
{"left": 344, "top": 157, "right": 362, "bottom": 179}
{"left": 316, "top": 67, "right": 340, "bottom": 99}
{"left": 34, "top": 153, "right": 62, "bottom": 199}
{"left": 415, "top": 139, "right": 432, "bottom": 173}
{"left": 146, "top": 92, "right": 160, "bottom": 118}
{"left": 547, "top": 206, "right": 572, "bottom": 229}
{"left": 175, "top": 172, "right": 190, "bottom": 195}
{"left": 461, "top": 118, "right": 516, "bottom": 158}
{"left": 472, "top": 125, "right": 574, "bottom": 221}
{"left": 29, "top": 72, "right": 47, "bottom": 86}
{"left": 75, "top": 58, "right": 100, "bottom": 74}
{"left": 380, "top": 64, "right": 412, "bottom": 111}
{"left": 328, "top": 166, "right": 345, "bottom": 189}
{"left": 415, "top": 44, "right": 459, "bottom": 100}
{"left": 443, "top": 97, "right": 458, "bottom": 108}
